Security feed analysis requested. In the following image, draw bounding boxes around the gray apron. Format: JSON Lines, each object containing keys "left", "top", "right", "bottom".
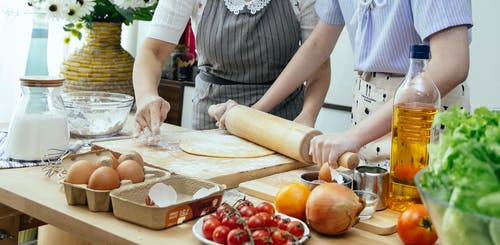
{"left": 193, "top": 0, "right": 304, "bottom": 130}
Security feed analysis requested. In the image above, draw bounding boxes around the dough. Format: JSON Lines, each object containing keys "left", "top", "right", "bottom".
{"left": 179, "top": 133, "right": 274, "bottom": 158}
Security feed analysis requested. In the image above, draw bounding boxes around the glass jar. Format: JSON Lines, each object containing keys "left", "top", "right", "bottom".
{"left": 3, "top": 76, "right": 69, "bottom": 161}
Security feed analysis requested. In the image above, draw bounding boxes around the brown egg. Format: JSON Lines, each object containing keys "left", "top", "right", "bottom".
{"left": 116, "top": 160, "right": 145, "bottom": 183}
{"left": 318, "top": 163, "right": 333, "bottom": 183}
{"left": 88, "top": 166, "right": 121, "bottom": 190}
{"left": 118, "top": 151, "right": 144, "bottom": 167}
{"left": 65, "top": 160, "right": 98, "bottom": 184}
{"left": 96, "top": 155, "right": 119, "bottom": 169}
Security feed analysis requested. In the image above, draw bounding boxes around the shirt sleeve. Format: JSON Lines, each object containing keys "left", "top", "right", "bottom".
{"left": 411, "top": 0, "right": 473, "bottom": 42}
{"left": 298, "top": 0, "right": 319, "bottom": 41}
{"left": 147, "top": 0, "right": 197, "bottom": 44}
{"left": 314, "top": 0, "right": 344, "bottom": 25}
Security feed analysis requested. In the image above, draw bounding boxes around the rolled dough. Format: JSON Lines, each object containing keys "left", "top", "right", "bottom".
{"left": 179, "top": 133, "right": 274, "bottom": 158}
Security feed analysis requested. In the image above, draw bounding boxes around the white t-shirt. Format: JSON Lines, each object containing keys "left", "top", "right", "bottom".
{"left": 148, "top": 0, "right": 318, "bottom": 45}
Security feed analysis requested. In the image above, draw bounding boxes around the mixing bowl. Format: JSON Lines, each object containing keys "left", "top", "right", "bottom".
{"left": 62, "top": 91, "right": 134, "bottom": 138}
{"left": 415, "top": 169, "right": 500, "bottom": 245}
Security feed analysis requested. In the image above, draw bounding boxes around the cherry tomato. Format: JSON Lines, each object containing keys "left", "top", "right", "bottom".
{"left": 397, "top": 204, "right": 438, "bottom": 245}
{"left": 277, "top": 217, "right": 291, "bottom": 230}
{"left": 239, "top": 205, "right": 257, "bottom": 217}
{"left": 236, "top": 199, "right": 254, "bottom": 211}
{"left": 255, "top": 212, "right": 272, "bottom": 226}
{"left": 252, "top": 229, "right": 272, "bottom": 245}
{"left": 286, "top": 221, "right": 305, "bottom": 238}
{"left": 212, "top": 225, "right": 231, "bottom": 245}
{"left": 256, "top": 202, "right": 275, "bottom": 215}
{"left": 247, "top": 214, "right": 266, "bottom": 229}
{"left": 271, "top": 229, "right": 291, "bottom": 245}
{"left": 217, "top": 203, "right": 234, "bottom": 219}
{"left": 227, "top": 228, "right": 250, "bottom": 245}
{"left": 202, "top": 218, "right": 221, "bottom": 240}
{"left": 269, "top": 215, "right": 282, "bottom": 227}
{"left": 203, "top": 214, "right": 220, "bottom": 223}
{"left": 222, "top": 213, "right": 243, "bottom": 230}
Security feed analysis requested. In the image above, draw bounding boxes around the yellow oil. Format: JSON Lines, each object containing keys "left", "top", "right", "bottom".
{"left": 388, "top": 102, "right": 437, "bottom": 212}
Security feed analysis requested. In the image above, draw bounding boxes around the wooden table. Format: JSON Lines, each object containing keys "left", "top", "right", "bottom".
{"left": 0, "top": 123, "right": 402, "bottom": 245}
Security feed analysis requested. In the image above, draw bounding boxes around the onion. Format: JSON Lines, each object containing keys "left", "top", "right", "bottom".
{"left": 318, "top": 163, "right": 333, "bottom": 182}
{"left": 305, "top": 183, "right": 365, "bottom": 235}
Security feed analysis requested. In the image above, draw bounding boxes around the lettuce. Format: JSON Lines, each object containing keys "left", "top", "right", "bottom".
{"left": 419, "top": 106, "right": 500, "bottom": 244}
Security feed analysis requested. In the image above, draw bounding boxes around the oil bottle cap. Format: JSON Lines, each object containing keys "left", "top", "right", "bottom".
{"left": 409, "top": 44, "right": 430, "bottom": 59}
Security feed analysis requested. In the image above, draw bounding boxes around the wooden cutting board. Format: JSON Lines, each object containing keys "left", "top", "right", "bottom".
{"left": 95, "top": 128, "right": 308, "bottom": 189}
{"left": 238, "top": 166, "right": 400, "bottom": 235}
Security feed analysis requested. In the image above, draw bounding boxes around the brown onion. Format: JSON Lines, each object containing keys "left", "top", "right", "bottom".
{"left": 305, "top": 183, "right": 365, "bottom": 235}
{"left": 318, "top": 163, "right": 333, "bottom": 182}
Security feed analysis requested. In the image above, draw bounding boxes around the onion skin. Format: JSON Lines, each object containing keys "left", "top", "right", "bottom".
{"left": 318, "top": 163, "right": 332, "bottom": 182}
{"left": 305, "top": 183, "right": 365, "bottom": 235}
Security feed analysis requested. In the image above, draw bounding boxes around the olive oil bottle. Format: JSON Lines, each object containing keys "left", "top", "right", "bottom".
{"left": 388, "top": 45, "right": 440, "bottom": 212}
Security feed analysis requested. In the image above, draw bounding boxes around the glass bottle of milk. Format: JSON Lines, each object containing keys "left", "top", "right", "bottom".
{"left": 4, "top": 76, "right": 69, "bottom": 161}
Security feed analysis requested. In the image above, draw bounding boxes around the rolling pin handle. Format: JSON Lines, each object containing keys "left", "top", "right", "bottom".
{"left": 338, "top": 152, "right": 359, "bottom": 170}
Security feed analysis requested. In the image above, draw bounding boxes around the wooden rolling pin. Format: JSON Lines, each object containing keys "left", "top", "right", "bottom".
{"left": 223, "top": 105, "right": 359, "bottom": 169}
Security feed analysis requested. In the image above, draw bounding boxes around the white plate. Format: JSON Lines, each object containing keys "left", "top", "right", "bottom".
{"left": 192, "top": 212, "right": 310, "bottom": 245}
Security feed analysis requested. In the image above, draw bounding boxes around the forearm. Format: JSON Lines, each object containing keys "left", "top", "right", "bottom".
{"left": 133, "top": 39, "right": 175, "bottom": 104}
{"left": 296, "top": 59, "right": 331, "bottom": 126}
{"left": 426, "top": 25, "right": 470, "bottom": 96}
{"left": 252, "top": 21, "right": 343, "bottom": 112}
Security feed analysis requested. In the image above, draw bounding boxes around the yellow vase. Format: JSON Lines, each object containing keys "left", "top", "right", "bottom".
{"left": 61, "top": 22, "right": 134, "bottom": 96}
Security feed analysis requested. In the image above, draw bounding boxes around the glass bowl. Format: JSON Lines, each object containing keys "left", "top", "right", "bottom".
{"left": 299, "top": 171, "right": 353, "bottom": 190}
{"left": 62, "top": 91, "right": 134, "bottom": 138}
{"left": 353, "top": 190, "right": 378, "bottom": 220}
{"left": 415, "top": 169, "right": 500, "bottom": 245}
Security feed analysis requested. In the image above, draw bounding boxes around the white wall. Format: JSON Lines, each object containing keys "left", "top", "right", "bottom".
{"left": 325, "top": 0, "right": 500, "bottom": 110}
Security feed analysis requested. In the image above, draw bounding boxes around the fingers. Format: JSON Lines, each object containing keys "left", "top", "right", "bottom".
{"left": 135, "top": 96, "right": 169, "bottom": 136}
{"left": 208, "top": 100, "right": 240, "bottom": 129}
{"left": 309, "top": 134, "right": 342, "bottom": 168}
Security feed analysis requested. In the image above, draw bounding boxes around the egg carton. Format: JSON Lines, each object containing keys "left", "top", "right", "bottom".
{"left": 61, "top": 149, "right": 168, "bottom": 212}
{"left": 110, "top": 174, "right": 226, "bottom": 230}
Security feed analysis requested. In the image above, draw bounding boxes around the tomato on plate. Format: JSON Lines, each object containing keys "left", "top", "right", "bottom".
{"left": 271, "top": 229, "right": 292, "bottom": 245}
{"left": 252, "top": 229, "right": 272, "bottom": 245}
{"left": 227, "top": 228, "right": 250, "bottom": 245}
{"left": 287, "top": 220, "right": 305, "bottom": 237}
{"left": 212, "top": 225, "right": 231, "bottom": 244}
{"left": 202, "top": 218, "right": 221, "bottom": 240}
{"left": 256, "top": 201, "right": 275, "bottom": 215}
{"left": 397, "top": 204, "right": 438, "bottom": 245}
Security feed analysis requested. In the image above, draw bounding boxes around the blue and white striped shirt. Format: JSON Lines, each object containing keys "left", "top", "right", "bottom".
{"left": 315, "top": 0, "right": 473, "bottom": 74}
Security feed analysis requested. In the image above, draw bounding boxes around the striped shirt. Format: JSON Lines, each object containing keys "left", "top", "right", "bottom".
{"left": 315, "top": 0, "right": 473, "bottom": 74}
{"left": 148, "top": 0, "right": 319, "bottom": 45}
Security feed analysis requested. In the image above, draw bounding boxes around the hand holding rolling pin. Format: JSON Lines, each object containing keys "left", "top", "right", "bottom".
{"left": 208, "top": 99, "right": 239, "bottom": 129}
{"left": 309, "top": 130, "right": 362, "bottom": 169}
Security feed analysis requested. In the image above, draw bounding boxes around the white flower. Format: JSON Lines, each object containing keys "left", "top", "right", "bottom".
{"left": 63, "top": 2, "right": 85, "bottom": 21}
{"left": 43, "top": 0, "right": 64, "bottom": 19}
{"left": 111, "top": 0, "right": 157, "bottom": 9}
{"left": 77, "top": 0, "right": 96, "bottom": 17}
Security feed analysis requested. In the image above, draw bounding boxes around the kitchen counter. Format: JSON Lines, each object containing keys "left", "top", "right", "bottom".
{"left": 0, "top": 122, "right": 402, "bottom": 245}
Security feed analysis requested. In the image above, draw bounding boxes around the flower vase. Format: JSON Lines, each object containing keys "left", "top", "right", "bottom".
{"left": 61, "top": 22, "right": 134, "bottom": 96}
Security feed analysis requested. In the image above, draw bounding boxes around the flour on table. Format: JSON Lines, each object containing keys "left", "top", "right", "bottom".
{"left": 179, "top": 133, "right": 274, "bottom": 158}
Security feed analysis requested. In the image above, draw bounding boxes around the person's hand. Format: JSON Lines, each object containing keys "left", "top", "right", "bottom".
{"left": 134, "top": 95, "right": 170, "bottom": 140}
{"left": 207, "top": 99, "right": 239, "bottom": 129}
{"left": 309, "top": 131, "right": 361, "bottom": 168}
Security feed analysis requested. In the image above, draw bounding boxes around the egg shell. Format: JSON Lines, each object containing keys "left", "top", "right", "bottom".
{"left": 116, "top": 160, "right": 145, "bottom": 183}
{"left": 65, "top": 160, "right": 98, "bottom": 184}
{"left": 88, "top": 166, "right": 121, "bottom": 190}
{"left": 118, "top": 151, "right": 144, "bottom": 167}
